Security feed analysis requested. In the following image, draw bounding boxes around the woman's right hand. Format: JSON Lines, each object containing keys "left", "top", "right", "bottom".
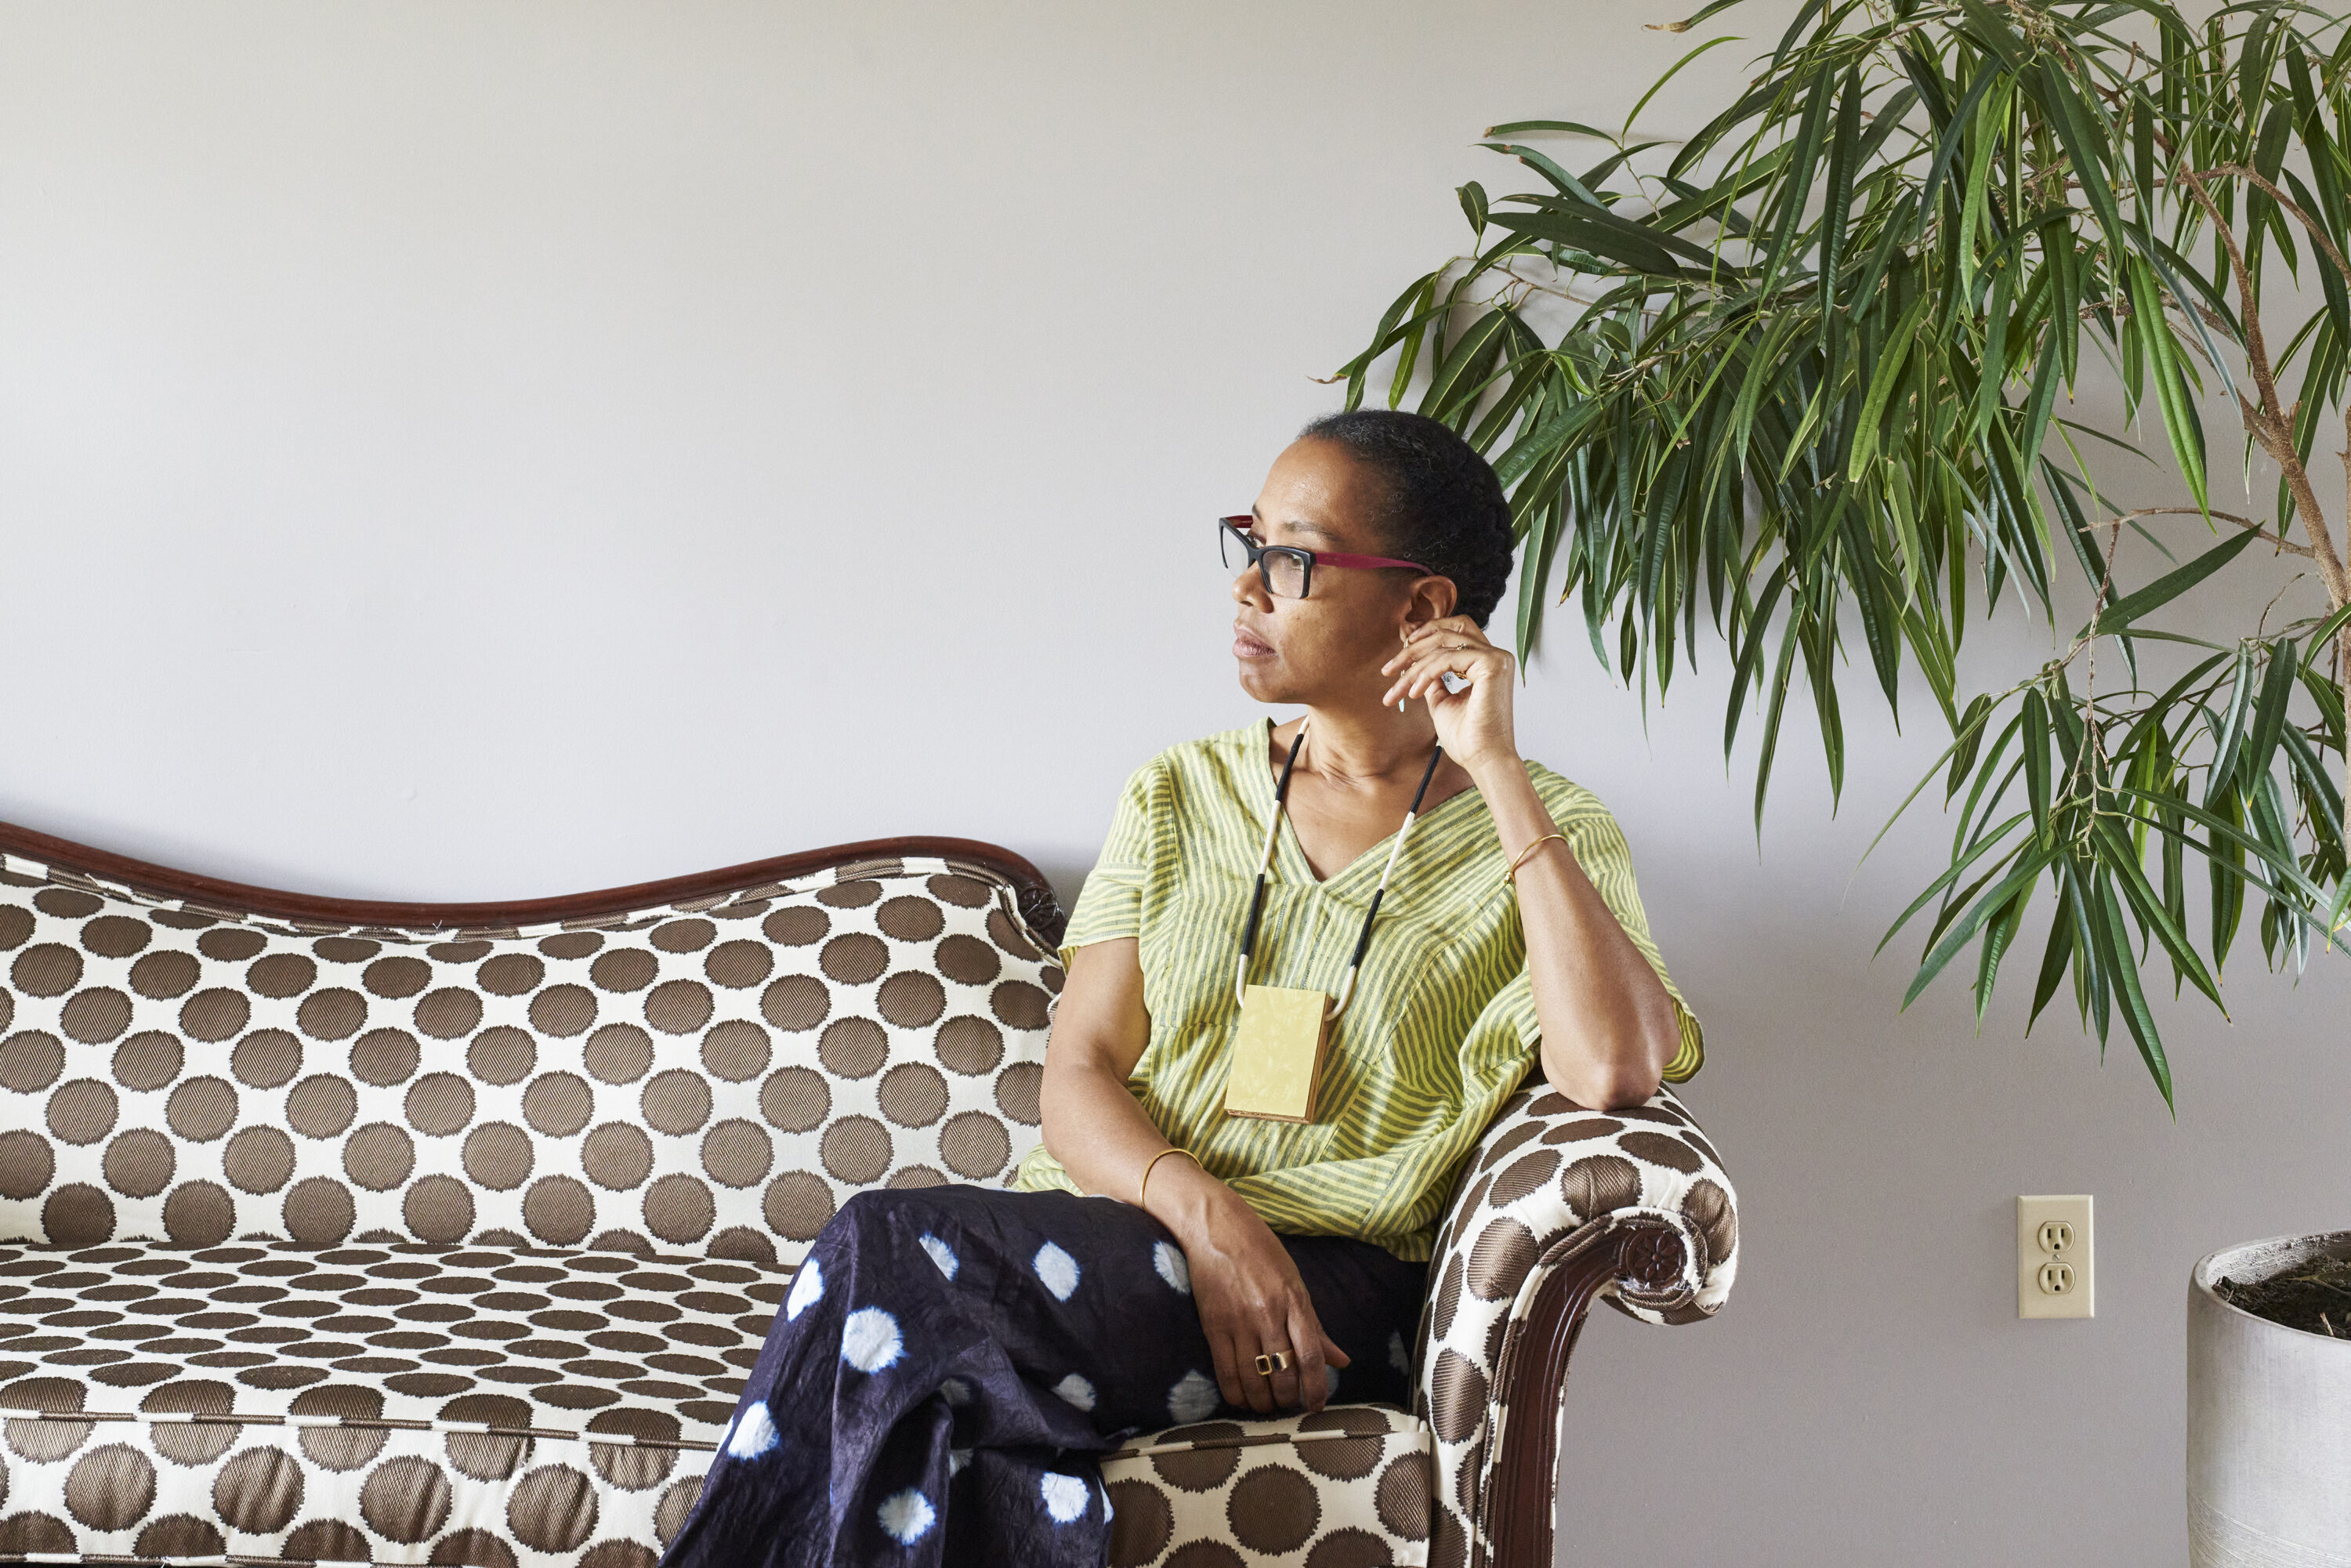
{"left": 1037, "top": 941, "right": 1350, "bottom": 1414}
{"left": 1157, "top": 1168, "right": 1350, "bottom": 1414}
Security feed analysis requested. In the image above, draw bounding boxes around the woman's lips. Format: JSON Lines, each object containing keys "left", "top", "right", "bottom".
{"left": 1232, "top": 625, "right": 1274, "bottom": 659}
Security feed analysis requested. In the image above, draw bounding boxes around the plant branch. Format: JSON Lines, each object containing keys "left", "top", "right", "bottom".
{"left": 2195, "top": 164, "right": 2351, "bottom": 293}
{"left": 2171, "top": 161, "right": 2351, "bottom": 610}
{"left": 2078, "top": 506, "right": 2315, "bottom": 559}
{"left": 2186, "top": 154, "right": 2351, "bottom": 853}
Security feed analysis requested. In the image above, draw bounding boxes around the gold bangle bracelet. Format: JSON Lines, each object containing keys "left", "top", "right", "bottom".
{"left": 1138, "top": 1146, "right": 1199, "bottom": 1210}
{"left": 1503, "top": 832, "right": 1570, "bottom": 885}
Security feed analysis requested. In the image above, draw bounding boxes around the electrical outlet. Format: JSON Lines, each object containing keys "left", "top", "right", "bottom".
{"left": 2018, "top": 1195, "right": 2094, "bottom": 1320}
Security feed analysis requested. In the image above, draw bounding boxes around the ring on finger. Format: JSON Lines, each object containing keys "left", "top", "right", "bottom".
{"left": 1252, "top": 1350, "right": 1293, "bottom": 1377}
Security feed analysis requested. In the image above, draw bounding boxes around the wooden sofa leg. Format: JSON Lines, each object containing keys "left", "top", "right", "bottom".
{"left": 1479, "top": 1223, "right": 1689, "bottom": 1568}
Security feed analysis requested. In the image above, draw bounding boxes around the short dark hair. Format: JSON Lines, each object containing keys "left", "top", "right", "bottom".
{"left": 1297, "top": 409, "right": 1516, "bottom": 628}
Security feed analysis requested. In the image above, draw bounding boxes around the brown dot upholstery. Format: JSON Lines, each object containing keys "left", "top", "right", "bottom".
{"left": 0, "top": 845, "right": 1738, "bottom": 1566}
{"left": 0, "top": 858, "right": 1053, "bottom": 1260}
{"left": 1410, "top": 1084, "right": 1741, "bottom": 1566}
{"left": 1099, "top": 1407, "right": 1431, "bottom": 1567}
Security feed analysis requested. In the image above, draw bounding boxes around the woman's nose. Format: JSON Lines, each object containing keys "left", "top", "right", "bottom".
{"left": 1230, "top": 567, "right": 1271, "bottom": 609}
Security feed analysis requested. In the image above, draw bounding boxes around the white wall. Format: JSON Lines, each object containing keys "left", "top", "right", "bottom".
{"left": 3, "top": 5, "right": 2345, "bottom": 1563}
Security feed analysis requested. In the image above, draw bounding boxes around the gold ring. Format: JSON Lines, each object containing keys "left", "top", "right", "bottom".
{"left": 1252, "top": 1351, "right": 1293, "bottom": 1377}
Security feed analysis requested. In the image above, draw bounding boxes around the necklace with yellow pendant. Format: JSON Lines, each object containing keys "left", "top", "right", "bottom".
{"left": 1224, "top": 718, "right": 1442, "bottom": 1124}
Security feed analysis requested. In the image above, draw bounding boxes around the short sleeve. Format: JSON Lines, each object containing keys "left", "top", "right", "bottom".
{"left": 1538, "top": 774, "right": 1705, "bottom": 1082}
{"left": 1057, "top": 760, "right": 1161, "bottom": 970}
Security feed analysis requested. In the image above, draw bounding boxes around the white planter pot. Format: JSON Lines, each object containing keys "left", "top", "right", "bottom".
{"left": 2189, "top": 1231, "right": 2351, "bottom": 1567}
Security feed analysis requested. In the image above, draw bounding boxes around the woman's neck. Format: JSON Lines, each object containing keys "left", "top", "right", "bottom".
{"left": 1286, "top": 702, "right": 1440, "bottom": 788}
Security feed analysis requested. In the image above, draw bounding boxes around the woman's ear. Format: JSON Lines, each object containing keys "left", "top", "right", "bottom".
{"left": 1411, "top": 577, "right": 1458, "bottom": 625}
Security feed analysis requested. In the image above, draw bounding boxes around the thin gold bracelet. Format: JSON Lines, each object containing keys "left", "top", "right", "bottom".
{"left": 1503, "top": 832, "right": 1570, "bottom": 885}
{"left": 1138, "top": 1146, "right": 1199, "bottom": 1210}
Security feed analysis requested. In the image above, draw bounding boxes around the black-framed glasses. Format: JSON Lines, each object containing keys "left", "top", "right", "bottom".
{"left": 1218, "top": 516, "right": 1429, "bottom": 599}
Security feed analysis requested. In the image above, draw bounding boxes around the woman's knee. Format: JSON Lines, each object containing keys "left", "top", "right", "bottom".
{"left": 829, "top": 1185, "right": 969, "bottom": 1240}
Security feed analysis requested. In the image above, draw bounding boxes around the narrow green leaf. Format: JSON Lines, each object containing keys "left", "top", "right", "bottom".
{"left": 1903, "top": 846, "right": 2056, "bottom": 1010}
{"left": 1763, "top": 71, "right": 1836, "bottom": 292}
{"left": 1458, "top": 181, "right": 1489, "bottom": 236}
{"left": 1878, "top": 812, "right": 2034, "bottom": 954}
{"left": 2038, "top": 58, "right": 2129, "bottom": 254}
{"left": 1972, "top": 263, "right": 2016, "bottom": 440}
{"left": 1483, "top": 119, "right": 1614, "bottom": 139}
{"left": 2094, "top": 878, "right": 2175, "bottom": 1109}
{"left": 1954, "top": 0, "right": 2033, "bottom": 74}
{"left": 2123, "top": 257, "right": 2208, "bottom": 511}
{"left": 2280, "top": 726, "right": 2346, "bottom": 847}
{"left": 1975, "top": 880, "right": 2033, "bottom": 1020}
{"left": 1919, "top": 66, "right": 2005, "bottom": 219}
{"left": 2302, "top": 598, "right": 2351, "bottom": 650}
{"left": 1418, "top": 309, "right": 1514, "bottom": 422}
{"left": 1752, "top": 616, "right": 1805, "bottom": 829}
{"left": 1483, "top": 208, "right": 1693, "bottom": 277}
{"left": 1624, "top": 33, "right": 1744, "bottom": 140}
{"left": 1848, "top": 293, "right": 1930, "bottom": 480}
{"left": 1817, "top": 67, "right": 1864, "bottom": 302}
{"left": 2126, "top": 788, "right": 2331, "bottom": 911}
{"left": 2090, "top": 820, "right": 2224, "bottom": 1011}
{"left": 1480, "top": 143, "right": 1604, "bottom": 205}
{"left": 2238, "top": 639, "right": 2300, "bottom": 793}
{"left": 2207, "top": 645, "right": 2261, "bottom": 792}
{"left": 2027, "top": 880, "right": 2077, "bottom": 1034}
{"left": 2088, "top": 530, "right": 2257, "bottom": 637}
{"left": 1947, "top": 693, "right": 1994, "bottom": 802}
{"left": 2023, "top": 688, "right": 2052, "bottom": 839}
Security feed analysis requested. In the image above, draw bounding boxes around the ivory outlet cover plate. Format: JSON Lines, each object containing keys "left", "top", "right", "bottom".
{"left": 2018, "top": 1194, "right": 2094, "bottom": 1320}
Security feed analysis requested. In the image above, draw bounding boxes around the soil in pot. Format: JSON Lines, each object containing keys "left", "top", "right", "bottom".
{"left": 2213, "top": 1255, "right": 2351, "bottom": 1337}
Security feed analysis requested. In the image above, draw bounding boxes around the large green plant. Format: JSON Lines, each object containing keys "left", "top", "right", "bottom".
{"left": 1339, "top": 0, "right": 2351, "bottom": 1105}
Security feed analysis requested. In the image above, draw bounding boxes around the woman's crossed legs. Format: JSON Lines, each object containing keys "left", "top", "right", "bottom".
{"left": 659, "top": 1185, "right": 1424, "bottom": 1568}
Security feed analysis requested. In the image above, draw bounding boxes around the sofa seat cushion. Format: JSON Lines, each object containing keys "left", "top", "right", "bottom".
{"left": 1100, "top": 1406, "right": 1433, "bottom": 1567}
{"left": 0, "top": 1237, "right": 773, "bottom": 1564}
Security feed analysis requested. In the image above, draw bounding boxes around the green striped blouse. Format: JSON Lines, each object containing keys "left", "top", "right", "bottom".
{"left": 1014, "top": 720, "right": 1702, "bottom": 1260}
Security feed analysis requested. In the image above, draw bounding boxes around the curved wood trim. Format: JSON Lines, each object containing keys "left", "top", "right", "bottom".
{"left": 0, "top": 817, "right": 1067, "bottom": 947}
{"left": 1480, "top": 1219, "right": 1689, "bottom": 1568}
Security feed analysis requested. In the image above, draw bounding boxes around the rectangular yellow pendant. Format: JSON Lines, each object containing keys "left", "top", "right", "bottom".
{"left": 1224, "top": 984, "right": 1331, "bottom": 1123}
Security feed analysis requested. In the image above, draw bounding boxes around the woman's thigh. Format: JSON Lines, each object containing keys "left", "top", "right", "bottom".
{"left": 795, "top": 1185, "right": 1425, "bottom": 1425}
{"left": 1277, "top": 1231, "right": 1429, "bottom": 1409}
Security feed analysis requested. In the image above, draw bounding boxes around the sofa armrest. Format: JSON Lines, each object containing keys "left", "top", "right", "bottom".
{"left": 1415, "top": 1081, "right": 1739, "bottom": 1568}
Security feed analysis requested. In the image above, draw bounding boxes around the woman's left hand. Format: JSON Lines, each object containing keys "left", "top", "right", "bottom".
{"left": 1379, "top": 615, "right": 1518, "bottom": 772}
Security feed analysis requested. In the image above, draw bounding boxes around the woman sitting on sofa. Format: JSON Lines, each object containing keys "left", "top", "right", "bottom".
{"left": 661, "top": 409, "right": 1702, "bottom": 1568}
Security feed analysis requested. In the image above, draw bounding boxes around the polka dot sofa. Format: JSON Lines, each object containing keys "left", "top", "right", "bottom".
{"left": 0, "top": 819, "right": 1737, "bottom": 1568}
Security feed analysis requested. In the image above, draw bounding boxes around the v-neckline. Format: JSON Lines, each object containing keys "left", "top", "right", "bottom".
{"left": 1251, "top": 717, "right": 1484, "bottom": 889}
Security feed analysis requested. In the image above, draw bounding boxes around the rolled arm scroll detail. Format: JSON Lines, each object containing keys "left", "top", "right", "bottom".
{"left": 1413, "top": 1083, "right": 1740, "bottom": 1568}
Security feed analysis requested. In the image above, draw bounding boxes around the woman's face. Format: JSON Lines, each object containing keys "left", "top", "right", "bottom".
{"left": 1230, "top": 438, "right": 1446, "bottom": 708}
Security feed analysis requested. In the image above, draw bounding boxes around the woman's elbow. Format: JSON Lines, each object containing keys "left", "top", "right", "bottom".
{"left": 1596, "top": 1065, "right": 1664, "bottom": 1111}
{"left": 1579, "top": 1062, "right": 1663, "bottom": 1111}
{"left": 1036, "top": 1059, "right": 1085, "bottom": 1162}
{"left": 1545, "top": 1021, "right": 1669, "bottom": 1110}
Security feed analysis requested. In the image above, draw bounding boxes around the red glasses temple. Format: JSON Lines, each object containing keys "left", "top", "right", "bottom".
{"left": 1219, "top": 516, "right": 1429, "bottom": 574}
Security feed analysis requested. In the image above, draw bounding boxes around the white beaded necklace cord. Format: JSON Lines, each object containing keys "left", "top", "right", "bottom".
{"left": 1232, "top": 717, "right": 1444, "bottom": 1018}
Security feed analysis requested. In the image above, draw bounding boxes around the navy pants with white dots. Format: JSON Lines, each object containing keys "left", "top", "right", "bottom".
{"left": 658, "top": 1185, "right": 1425, "bottom": 1567}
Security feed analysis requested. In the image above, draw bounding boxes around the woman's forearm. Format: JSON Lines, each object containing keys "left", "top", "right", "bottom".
{"left": 1041, "top": 1062, "right": 1252, "bottom": 1243}
{"left": 1037, "top": 939, "right": 1261, "bottom": 1240}
{"left": 1468, "top": 759, "right": 1677, "bottom": 1110}
{"left": 1039, "top": 1054, "right": 1186, "bottom": 1205}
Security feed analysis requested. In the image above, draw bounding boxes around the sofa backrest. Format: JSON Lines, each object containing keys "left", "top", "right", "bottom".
{"left": 0, "top": 840, "right": 1064, "bottom": 1269}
